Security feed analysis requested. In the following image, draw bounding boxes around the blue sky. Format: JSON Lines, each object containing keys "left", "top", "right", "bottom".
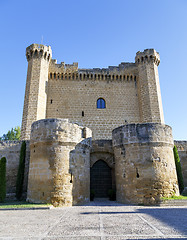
{"left": 0, "top": 0, "right": 187, "bottom": 140}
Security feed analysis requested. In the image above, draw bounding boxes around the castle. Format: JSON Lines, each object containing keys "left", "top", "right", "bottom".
{"left": 1, "top": 44, "right": 187, "bottom": 206}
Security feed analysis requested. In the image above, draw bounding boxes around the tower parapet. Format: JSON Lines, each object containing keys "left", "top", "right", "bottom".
{"left": 135, "top": 49, "right": 164, "bottom": 123}
{"left": 26, "top": 44, "right": 52, "bottom": 62}
{"left": 21, "top": 44, "right": 52, "bottom": 140}
{"left": 135, "top": 49, "right": 160, "bottom": 66}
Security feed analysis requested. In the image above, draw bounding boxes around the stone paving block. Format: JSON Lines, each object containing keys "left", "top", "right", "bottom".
{"left": 48, "top": 209, "right": 100, "bottom": 237}
{"left": 101, "top": 213, "right": 156, "bottom": 235}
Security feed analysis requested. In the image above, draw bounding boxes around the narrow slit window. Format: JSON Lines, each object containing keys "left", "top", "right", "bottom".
{"left": 97, "top": 98, "right": 106, "bottom": 109}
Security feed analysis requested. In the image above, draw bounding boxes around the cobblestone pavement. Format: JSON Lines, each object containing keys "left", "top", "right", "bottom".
{"left": 0, "top": 199, "right": 187, "bottom": 240}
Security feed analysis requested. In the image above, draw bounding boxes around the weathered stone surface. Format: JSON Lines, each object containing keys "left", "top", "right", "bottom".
{"left": 112, "top": 123, "right": 179, "bottom": 205}
{"left": 175, "top": 141, "right": 187, "bottom": 187}
{"left": 0, "top": 140, "right": 30, "bottom": 198}
{"left": 21, "top": 44, "right": 52, "bottom": 140}
{"left": 27, "top": 118, "right": 92, "bottom": 206}
{"left": 136, "top": 49, "right": 164, "bottom": 124}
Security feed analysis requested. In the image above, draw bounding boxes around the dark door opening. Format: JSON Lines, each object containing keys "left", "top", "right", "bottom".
{"left": 90, "top": 160, "right": 112, "bottom": 198}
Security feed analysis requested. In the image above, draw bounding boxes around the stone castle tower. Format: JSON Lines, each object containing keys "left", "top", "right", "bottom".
{"left": 21, "top": 44, "right": 52, "bottom": 140}
{"left": 20, "top": 44, "right": 179, "bottom": 206}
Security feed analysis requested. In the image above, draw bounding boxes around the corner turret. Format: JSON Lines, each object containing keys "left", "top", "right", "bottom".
{"left": 135, "top": 49, "right": 164, "bottom": 123}
{"left": 135, "top": 49, "right": 160, "bottom": 66}
{"left": 26, "top": 44, "right": 52, "bottom": 62}
{"left": 21, "top": 44, "right": 52, "bottom": 140}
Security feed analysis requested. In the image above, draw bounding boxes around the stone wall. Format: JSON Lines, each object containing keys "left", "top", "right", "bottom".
{"left": 27, "top": 118, "right": 92, "bottom": 206}
{"left": 46, "top": 72, "right": 140, "bottom": 140}
{"left": 0, "top": 141, "right": 30, "bottom": 199}
{"left": 112, "top": 123, "right": 179, "bottom": 205}
{"left": 175, "top": 141, "right": 187, "bottom": 187}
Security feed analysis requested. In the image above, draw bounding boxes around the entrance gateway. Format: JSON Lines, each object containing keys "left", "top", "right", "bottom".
{"left": 90, "top": 160, "right": 112, "bottom": 198}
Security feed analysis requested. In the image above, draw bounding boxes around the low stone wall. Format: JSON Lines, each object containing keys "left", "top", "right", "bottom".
{"left": 27, "top": 118, "right": 92, "bottom": 206}
{"left": 0, "top": 140, "right": 30, "bottom": 199}
{"left": 175, "top": 141, "right": 187, "bottom": 187}
{"left": 112, "top": 123, "right": 179, "bottom": 205}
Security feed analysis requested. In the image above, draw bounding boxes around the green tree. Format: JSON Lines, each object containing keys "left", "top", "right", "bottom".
{"left": 0, "top": 126, "right": 21, "bottom": 141}
{"left": 16, "top": 141, "right": 26, "bottom": 200}
{"left": 0, "top": 157, "right": 6, "bottom": 202}
{"left": 173, "top": 145, "right": 184, "bottom": 194}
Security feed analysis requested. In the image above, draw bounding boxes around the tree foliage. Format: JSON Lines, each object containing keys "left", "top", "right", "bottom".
{"left": 0, "top": 126, "right": 21, "bottom": 141}
{"left": 173, "top": 145, "right": 184, "bottom": 194}
{"left": 0, "top": 157, "right": 6, "bottom": 202}
{"left": 16, "top": 141, "right": 26, "bottom": 200}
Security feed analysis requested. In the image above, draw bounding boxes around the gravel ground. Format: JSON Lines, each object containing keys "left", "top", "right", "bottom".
{"left": 0, "top": 199, "right": 186, "bottom": 240}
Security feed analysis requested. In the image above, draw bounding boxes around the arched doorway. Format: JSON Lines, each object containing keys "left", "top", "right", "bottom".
{"left": 90, "top": 160, "right": 112, "bottom": 198}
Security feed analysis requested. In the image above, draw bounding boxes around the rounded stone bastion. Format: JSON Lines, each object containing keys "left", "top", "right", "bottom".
{"left": 27, "top": 118, "right": 92, "bottom": 207}
{"left": 112, "top": 123, "right": 179, "bottom": 205}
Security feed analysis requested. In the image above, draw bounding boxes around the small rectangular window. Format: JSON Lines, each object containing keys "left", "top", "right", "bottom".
{"left": 82, "top": 111, "right": 84, "bottom": 117}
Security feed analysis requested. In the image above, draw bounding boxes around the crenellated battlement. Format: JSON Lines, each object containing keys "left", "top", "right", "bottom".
{"left": 49, "top": 59, "right": 136, "bottom": 73}
{"left": 135, "top": 49, "right": 160, "bottom": 66}
{"left": 48, "top": 71, "right": 137, "bottom": 82}
{"left": 79, "top": 62, "right": 136, "bottom": 74}
{"left": 49, "top": 59, "right": 78, "bottom": 73}
{"left": 26, "top": 43, "right": 52, "bottom": 62}
{"left": 49, "top": 60, "right": 137, "bottom": 81}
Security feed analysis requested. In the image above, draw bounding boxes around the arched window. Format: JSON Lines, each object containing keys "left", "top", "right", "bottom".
{"left": 97, "top": 98, "right": 106, "bottom": 109}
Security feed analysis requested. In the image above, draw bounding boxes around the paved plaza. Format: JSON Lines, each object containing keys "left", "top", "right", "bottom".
{"left": 0, "top": 200, "right": 187, "bottom": 240}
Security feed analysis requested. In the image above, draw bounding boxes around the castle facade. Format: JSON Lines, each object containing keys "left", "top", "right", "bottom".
{"left": 17, "top": 44, "right": 182, "bottom": 206}
{"left": 2, "top": 43, "right": 187, "bottom": 206}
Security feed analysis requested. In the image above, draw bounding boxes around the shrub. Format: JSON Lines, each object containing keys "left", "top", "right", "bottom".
{"left": 16, "top": 141, "right": 26, "bottom": 200}
{"left": 173, "top": 145, "right": 184, "bottom": 193}
{"left": 0, "top": 157, "right": 6, "bottom": 202}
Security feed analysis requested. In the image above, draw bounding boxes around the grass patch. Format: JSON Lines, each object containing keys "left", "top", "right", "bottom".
{"left": 161, "top": 195, "right": 187, "bottom": 201}
{"left": 0, "top": 200, "right": 51, "bottom": 209}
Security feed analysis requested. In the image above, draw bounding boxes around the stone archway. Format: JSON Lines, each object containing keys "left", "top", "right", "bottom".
{"left": 90, "top": 160, "right": 112, "bottom": 198}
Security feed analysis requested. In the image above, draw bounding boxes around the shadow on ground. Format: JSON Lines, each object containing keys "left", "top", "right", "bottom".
{"left": 81, "top": 200, "right": 187, "bottom": 238}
